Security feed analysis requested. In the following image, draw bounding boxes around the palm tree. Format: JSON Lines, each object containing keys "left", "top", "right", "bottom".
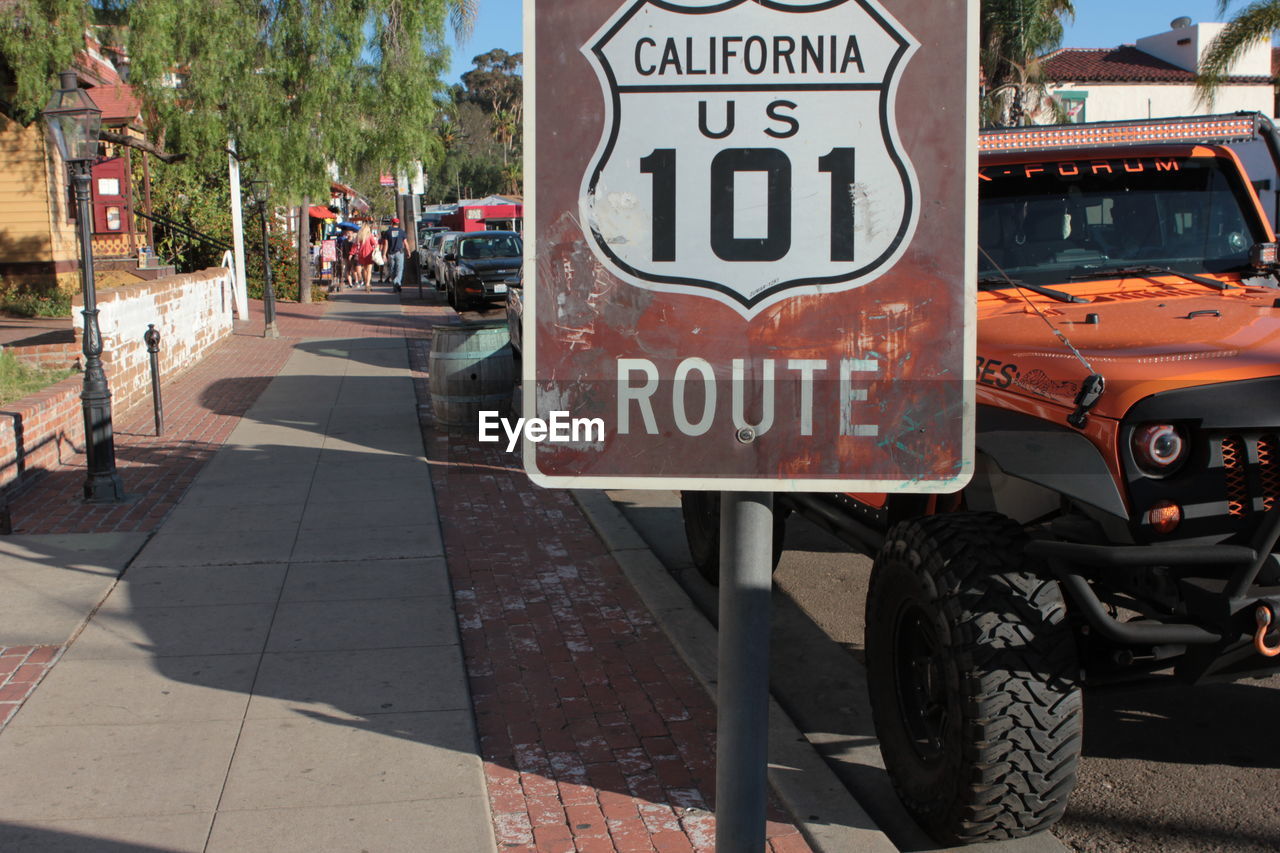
{"left": 492, "top": 106, "right": 520, "bottom": 165}
{"left": 980, "top": 0, "right": 1076, "bottom": 126}
{"left": 1196, "top": 1, "right": 1280, "bottom": 105}
{"left": 449, "top": 0, "right": 480, "bottom": 42}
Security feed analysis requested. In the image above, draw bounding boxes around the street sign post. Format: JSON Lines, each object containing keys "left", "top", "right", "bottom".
{"left": 526, "top": 0, "right": 974, "bottom": 492}
{"left": 527, "top": 0, "right": 975, "bottom": 846}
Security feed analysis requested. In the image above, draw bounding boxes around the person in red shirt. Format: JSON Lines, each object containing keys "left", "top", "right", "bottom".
{"left": 349, "top": 224, "right": 378, "bottom": 291}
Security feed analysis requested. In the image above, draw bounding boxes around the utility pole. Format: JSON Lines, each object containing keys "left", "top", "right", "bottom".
{"left": 297, "top": 196, "right": 312, "bottom": 303}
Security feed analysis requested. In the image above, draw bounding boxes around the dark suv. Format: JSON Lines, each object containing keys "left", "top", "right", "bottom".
{"left": 440, "top": 230, "right": 523, "bottom": 310}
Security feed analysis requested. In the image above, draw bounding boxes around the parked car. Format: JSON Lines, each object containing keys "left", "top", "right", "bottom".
{"left": 427, "top": 231, "right": 461, "bottom": 290}
{"left": 505, "top": 266, "right": 524, "bottom": 355}
{"left": 416, "top": 224, "right": 447, "bottom": 270}
{"left": 440, "top": 230, "right": 523, "bottom": 311}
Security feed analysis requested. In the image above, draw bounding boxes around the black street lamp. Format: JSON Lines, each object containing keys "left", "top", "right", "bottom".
{"left": 249, "top": 178, "right": 279, "bottom": 338}
{"left": 42, "top": 70, "right": 125, "bottom": 503}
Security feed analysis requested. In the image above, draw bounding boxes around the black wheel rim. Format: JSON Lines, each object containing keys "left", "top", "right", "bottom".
{"left": 892, "top": 603, "right": 948, "bottom": 763}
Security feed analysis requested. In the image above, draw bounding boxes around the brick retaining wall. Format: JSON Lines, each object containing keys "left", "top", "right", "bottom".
{"left": 0, "top": 267, "right": 235, "bottom": 493}
{"left": 7, "top": 342, "right": 81, "bottom": 371}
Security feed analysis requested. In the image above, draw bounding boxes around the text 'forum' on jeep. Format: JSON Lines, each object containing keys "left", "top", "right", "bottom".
{"left": 680, "top": 112, "right": 1280, "bottom": 845}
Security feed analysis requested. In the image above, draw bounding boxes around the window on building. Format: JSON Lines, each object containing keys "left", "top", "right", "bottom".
{"left": 1058, "top": 91, "right": 1087, "bottom": 123}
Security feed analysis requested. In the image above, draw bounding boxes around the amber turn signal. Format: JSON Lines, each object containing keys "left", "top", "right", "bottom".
{"left": 1147, "top": 500, "right": 1183, "bottom": 534}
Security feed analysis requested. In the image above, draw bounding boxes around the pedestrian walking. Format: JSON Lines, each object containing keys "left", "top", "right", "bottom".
{"left": 380, "top": 218, "right": 410, "bottom": 293}
{"left": 334, "top": 228, "right": 353, "bottom": 291}
{"left": 349, "top": 223, "right": 378, "bottom": 292}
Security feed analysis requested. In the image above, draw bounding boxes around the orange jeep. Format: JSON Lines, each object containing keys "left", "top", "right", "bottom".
{"left": 680, "top": 113, "right": 1280, "bottom": 844}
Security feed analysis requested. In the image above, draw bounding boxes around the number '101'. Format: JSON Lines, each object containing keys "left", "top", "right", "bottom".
{"left": 639, "top": 147, "right": 855, "bottom": 263}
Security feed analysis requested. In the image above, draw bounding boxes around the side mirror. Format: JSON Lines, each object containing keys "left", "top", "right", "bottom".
{"left": 444, "top": 252, "right": 457, "bottom": 262}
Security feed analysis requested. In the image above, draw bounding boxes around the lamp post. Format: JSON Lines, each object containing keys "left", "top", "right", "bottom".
{"left": 42, "top": 70, "right": 125, "bottom": 503}
{"left": 250, "top": 178, "right": 279, "bottom": 338}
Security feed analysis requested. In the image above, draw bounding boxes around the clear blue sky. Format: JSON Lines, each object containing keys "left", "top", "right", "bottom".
{"left": 1060, "top": 1, "right": 1236, "bottom": 47}
{"left": 443, "top": 0, "right": 524, "bottom": 84}
{"left": 440, "top": 0, "right": 1246, "bottom": 83}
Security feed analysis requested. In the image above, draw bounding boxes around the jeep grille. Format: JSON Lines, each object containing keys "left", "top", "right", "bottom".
{"left": 1220, "top": 434, "right": 1280, "bottom": 517}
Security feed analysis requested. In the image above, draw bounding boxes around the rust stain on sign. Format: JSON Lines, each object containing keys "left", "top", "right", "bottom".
{"left": 527, "top": 0, "right": 974, "bottom": 489}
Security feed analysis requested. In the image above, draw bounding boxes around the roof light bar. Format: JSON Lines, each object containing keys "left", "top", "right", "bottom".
{"left": 980, "top": 113, "right": 1262, "bottom": 154}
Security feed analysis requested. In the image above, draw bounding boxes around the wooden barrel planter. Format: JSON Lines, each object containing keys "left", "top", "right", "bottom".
{"left": 428, "top": 322, "right": 516, "bottom": 428}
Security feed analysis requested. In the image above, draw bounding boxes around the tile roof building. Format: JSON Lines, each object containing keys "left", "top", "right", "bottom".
{"left": 1039, "top": 20, "right": 1275, "bottom": 123}
{"left": 1043, "top": 45, "right": 1269, "bottom": 85}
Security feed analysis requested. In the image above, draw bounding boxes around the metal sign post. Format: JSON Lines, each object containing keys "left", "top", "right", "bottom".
{"left": 527, "top": 0, "right": 975, "bottom": 847}
{"left": 717, "top": 490, "right": 775, "bottom": 849}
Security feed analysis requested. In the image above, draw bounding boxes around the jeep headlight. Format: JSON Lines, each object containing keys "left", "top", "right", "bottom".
{"left": 458, "top": 264, "right": 476, "bottom": 277}
{"left": 1131, "top": 423, "right": 1188, "bottom": 478}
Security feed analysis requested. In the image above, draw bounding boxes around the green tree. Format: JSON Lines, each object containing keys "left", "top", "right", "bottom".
{"left": 426, "top": 94, "right": 507, "bottom": 200}
{"left": 138, "top": 159, "right": 304, "bottom": 300}
{"left": 459, "top": 47, "right": 522, "bottom": 164}
{"left": 980, "top": 0, "right": 1075, "bottom": 127}
{"left": 138, "top": 157, "right": 233, "bottom": 274}
{"left": 1196, "top": 1, "right": 1280, "bottom": 105}
{"left": 0, "top": 0, "right": 91, "bottom": 122}
{"left": 425, "top": 48, "right": 521, "bottom": 201}
{"left": 0, "top": 0, "right": 476, "bottom": 205}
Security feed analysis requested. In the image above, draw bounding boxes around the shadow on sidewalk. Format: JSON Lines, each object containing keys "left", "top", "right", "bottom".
{"left": 0, "top": 824, "right": 177, "bottom": 853}
{"left": 0, "top": 330, "right": 805, "bottom": 850}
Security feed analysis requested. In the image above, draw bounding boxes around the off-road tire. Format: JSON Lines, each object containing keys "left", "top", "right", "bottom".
{"left": 679, "top": 491, "right": 786, "bottom": 586}
{"left": 865, "top": 512, "right": 1082, "bottom": 844}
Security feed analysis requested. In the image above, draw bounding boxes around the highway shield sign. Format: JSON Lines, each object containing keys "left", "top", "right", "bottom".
{"left": 524, "top": 0, "right": 976, "bottom": 490}
{"left": 582, "top": 0, "right": 918, "bottom": 311}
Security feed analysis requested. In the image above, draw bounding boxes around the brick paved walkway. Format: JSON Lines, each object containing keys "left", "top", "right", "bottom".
{"left": 0, "top": 646, "right": 61, "bottom": 731}
{"left": 407, "top": 339, "right": 811, "bottom": 853}
{"left": 1, "top": 288, "right": 816, "bottom": 852}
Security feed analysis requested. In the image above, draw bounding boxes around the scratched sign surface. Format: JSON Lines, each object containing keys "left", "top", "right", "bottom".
{"left": 525, "top": 0, "right": 975, "bottom": 490}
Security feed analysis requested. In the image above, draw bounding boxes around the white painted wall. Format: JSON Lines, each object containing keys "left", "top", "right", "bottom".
{"left": 1137, "top": 22, "right": 1273, "bottom": 77}
{"left": 1048, "top": 82, "right": 1273, "bottom": 122}
{"left": 71, "top": 267, "right": 236, "bottom": 416}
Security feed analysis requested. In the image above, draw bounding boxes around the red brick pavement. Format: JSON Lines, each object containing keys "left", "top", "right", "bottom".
{"left": 1, "top": 288, "right": 815, "bottom": 851}
{"left": 4, "top": 299, "right": 439, "bottom": 536}
{"left": 0, "top": 645, "right": 62, "bottom": 733}
{"left": 407, "top": 337, "right": 813, "bottom": 853}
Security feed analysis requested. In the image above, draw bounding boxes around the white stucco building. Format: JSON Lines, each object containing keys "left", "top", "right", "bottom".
{"left": 1042, "top": 20, "right": 1275, "bottom": 123}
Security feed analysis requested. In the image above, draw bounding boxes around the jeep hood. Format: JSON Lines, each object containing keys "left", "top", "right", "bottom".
{"left": 977, "top": 283, "right": 1280, "bottom": 420}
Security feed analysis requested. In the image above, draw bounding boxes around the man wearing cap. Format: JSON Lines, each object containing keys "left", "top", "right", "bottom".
{"left": 379, "top": 218, "right": 410, "bottom": 292}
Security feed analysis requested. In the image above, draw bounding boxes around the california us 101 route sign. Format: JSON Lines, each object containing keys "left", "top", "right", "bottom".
{"left": 523, "top": 0, "right": 975, "bottom": 491}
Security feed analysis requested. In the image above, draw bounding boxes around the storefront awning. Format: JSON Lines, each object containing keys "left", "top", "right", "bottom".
{"left": 308, "top": 205, "right": 337, "bottom": 219}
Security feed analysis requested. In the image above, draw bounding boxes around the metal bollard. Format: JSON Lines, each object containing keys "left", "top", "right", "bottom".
{"left": 144, "top": 324, "right": 164, "bottom": 436}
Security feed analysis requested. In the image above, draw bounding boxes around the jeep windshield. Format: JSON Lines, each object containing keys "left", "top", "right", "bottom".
{"left": 978, "top": 153, "right": 1267, "bottom": 288}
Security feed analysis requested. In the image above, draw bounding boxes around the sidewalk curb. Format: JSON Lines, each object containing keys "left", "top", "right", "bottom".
{"left": 572, "top": 489, "right": 898, "bottom": 853}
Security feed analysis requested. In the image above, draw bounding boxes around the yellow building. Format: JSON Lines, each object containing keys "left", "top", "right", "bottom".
{"left": 0, "top": 38, "right": 149, "bottom": 293}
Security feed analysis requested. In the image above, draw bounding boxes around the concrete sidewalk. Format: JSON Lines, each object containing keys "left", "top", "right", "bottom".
{"left": 0, "top": 293, "right": 491, "bottom": 851}
{"left": 0, "top": 286, "right": 843, "bottom": 852}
